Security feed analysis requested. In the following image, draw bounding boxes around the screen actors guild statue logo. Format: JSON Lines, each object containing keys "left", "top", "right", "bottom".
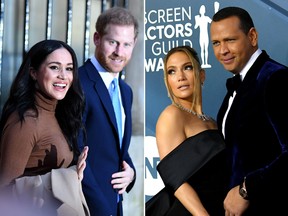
{"left": 194, "top": 2, "right": 220, "bottom": 68}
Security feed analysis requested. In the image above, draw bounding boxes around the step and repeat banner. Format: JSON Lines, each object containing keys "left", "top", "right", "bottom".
{"left": 144, "top": 0, "right": 288, "bottom": 202}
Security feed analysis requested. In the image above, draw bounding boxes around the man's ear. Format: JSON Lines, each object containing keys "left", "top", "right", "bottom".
{"left": 249, "top": 27, "right": 258, "bottom": 47}
{"left": 93, "top": 32, "right": 101, "bottom": 46}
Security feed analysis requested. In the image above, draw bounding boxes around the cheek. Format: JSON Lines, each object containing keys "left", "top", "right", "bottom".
{"left": 213, "top": 47, "right": 221, "bottom": 58}
{"left": 102, "top": 47, "right": 113, "bottom": 57}
{"left": 40, "top": 74, "right": 51, "bottom": 87}
{"left": 68, "top": 73, "right": 73, "bottom": 85}
{"left": 168, "top": 77, "right": 178, "bottom": 90}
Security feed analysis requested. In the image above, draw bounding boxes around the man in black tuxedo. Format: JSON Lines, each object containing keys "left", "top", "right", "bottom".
{"left": 210, "top": 6, "right": 288, "bottom": 215}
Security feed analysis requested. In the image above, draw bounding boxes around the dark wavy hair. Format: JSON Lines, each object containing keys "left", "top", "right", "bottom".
{"left": 0, "top": 39, "right": 85, "bottom": 158}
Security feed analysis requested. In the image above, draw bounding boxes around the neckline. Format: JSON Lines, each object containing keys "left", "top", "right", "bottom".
{"left": 173, "top": 102, "right": 211, "bottom": 121}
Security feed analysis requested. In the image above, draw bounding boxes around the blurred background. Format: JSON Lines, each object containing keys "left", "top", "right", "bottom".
{"left": 0, "top": 0, "right": 144, "bottom": 215}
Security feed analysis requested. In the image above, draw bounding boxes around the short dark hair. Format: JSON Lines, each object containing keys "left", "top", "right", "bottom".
{"left": 212, "top": 6, "right": 255, "bottom": 34}
{"left": 96, "top": 6, "right": 139, "bottom": 40}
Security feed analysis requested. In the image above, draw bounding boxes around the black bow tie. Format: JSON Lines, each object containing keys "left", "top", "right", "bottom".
{"left": 226, "top": 74, "right": 242, "bottom": 96}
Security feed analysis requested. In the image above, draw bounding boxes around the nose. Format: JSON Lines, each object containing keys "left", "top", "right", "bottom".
{"left": 220, "top": 43, "right": 229, "bottom": 55}
{"left": 177, "top": 71, "right": 186, "bottom": 82}
{"left": 57, "top": 68, "right": 67, "bottom": 80}
{"left": 114, "top": 44, "right": 124, "bottom": 56}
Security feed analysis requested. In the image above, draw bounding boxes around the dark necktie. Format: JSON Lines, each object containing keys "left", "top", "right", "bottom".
{"left": 226, "top": 74, "right": 242, "bottom": 96}
{"left": 109, "top": 78, "right": 122, "bottom": 148}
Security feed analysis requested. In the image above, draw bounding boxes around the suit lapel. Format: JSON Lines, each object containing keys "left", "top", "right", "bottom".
{"left": 83, "top": 60, "right": 119, "bottom": 138}
{"left": 224, "top": 51, "right": 270, "bottom": 138}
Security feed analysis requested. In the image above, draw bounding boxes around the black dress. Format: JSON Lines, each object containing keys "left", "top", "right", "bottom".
{"left": 146, "top": 130, "right": 229, "bottom": 216}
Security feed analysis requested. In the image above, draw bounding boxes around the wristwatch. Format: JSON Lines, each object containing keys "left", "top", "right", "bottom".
{"left": 239, "top": 178, "right": 249, "bottom": 200}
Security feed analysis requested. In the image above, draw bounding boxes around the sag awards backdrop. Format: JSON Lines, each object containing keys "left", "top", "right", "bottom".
{"left": 144, "top": 0, "right": 288, "bottom": 202}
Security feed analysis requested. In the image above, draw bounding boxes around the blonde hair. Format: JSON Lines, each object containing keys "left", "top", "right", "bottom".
{"left": 163, "top": 46, "right": 203, "bottom": 112}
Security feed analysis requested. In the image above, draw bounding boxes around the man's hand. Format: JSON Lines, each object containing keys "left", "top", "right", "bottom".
{"left": 111, "top": 161, "right": 135, "bottom": 194}
{"left": 224, "top": 185, "right": 249, "bottom": 216}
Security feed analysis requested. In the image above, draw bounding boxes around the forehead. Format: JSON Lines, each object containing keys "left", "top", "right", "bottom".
{"left": 210, "top": 16, "right": 243, "bottom": 38}
{"left": 44, "top": 48, "right": 72, "bottom": 63}
{"left": 167, "top": 51, "right": 189, "bottom": 65}
{"left": 104, "top": 24, "right": 135, "bottom": 42}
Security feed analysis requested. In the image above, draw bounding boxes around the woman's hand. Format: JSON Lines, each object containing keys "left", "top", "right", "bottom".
{"left": 77, "top": 146, "right": 88, "bottom": 181}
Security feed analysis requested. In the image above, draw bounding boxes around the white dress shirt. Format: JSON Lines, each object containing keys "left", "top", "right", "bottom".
{"left": 222, "top": 49, "right": 262, "bottom": 137}
{"left": 90, "top": 56, "right": 125, "bottom": 138}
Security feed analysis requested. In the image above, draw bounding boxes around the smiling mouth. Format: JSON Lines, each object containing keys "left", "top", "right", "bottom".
{"left": 53, "top": 83, "right": 67, "bottom": 89}
{"left": 222, "top": 57, "right": 234, "bottom": 64}
{"left": 112, "top": 58, "right": 123, "bottom": 63}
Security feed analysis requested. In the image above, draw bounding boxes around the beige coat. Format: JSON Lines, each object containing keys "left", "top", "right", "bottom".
{"left": 12, "top": 165, "right": 90, "bottom": 216}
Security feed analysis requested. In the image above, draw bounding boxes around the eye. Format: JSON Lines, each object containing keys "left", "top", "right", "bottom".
{"left": 109, "top": 40, "right": 117, "bottom": 45}
{"left": 184, "top": 65, "right": 193, "bottom": 71}
{"left": 124, "top": 43, "right": 132, "bottom": 48}
{"left": 167, "top": 69, "right": 175, "bottom": 75}
{"left": 49, "top": 65, "right": 60, "bottom": 71}
{"left": 66, "top": 66, "right": 73, "bottom": 71}
{"left": 212, "top": 41, "right": 220, "bottom": 46}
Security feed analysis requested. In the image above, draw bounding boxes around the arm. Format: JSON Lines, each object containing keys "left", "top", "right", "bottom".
{"left": 111, "top": 83, "right": 135, "bottom": 193}
{"left": 77, "top": 107, "right": 113, "bottom": 214}
{"left": 156, "top": 106, "right": 209, "bottom": 216}
{"left": 0, "top": 115, "right": 35, "bottom": 188}
{"left": 224, "top": 68, "right": 288, "bottom": 215}
{"left": 175, "top": 183, "right": 209, "bottom": 216}
{"left": 245, "top": 70, "right": 288, "bottom": 196}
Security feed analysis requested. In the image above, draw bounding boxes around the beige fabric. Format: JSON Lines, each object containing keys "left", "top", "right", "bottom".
{"left": 12, "top": 165, "right": 90, "bottom": 216}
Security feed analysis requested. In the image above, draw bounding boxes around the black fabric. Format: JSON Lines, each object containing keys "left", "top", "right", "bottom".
{"left": 145, "top": 130, "right": 229, "bottom": 216}
{"left": 226, "top": 74, "right": 241, "bottom": 96}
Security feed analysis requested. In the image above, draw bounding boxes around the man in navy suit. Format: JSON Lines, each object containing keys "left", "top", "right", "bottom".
{"left": 77, "top": 7, "right": 138, "bottom": 216}
{"left": 210, "top": 6, "right": 288, "bottom": 215}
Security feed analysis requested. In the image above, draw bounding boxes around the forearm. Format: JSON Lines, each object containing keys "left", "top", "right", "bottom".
{"left": 174, "top": 182, "right": 209, "bottom": 216}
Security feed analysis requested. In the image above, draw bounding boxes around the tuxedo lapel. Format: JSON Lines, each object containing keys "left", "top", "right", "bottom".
{"left": 221, "top": 51, "right": 271, "bottom": 139}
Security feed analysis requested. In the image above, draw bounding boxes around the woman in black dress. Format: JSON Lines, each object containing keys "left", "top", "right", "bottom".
{"left": 146, "top": 46, "right": 229, "bottom": 216}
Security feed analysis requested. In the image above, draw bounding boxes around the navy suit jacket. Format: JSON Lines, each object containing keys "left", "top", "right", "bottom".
{"left": 78, "top": 59, "right": 136, "bottom": 216}
{"left": 217, "top": 51, "right": 288, "bottom": 215}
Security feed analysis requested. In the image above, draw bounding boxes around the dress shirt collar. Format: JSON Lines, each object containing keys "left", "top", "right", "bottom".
{"left": 239, "top": 48, "right": 262, "bottom": 81}
{"left": 90, "top": 55, "right": 119, "bottom": 89}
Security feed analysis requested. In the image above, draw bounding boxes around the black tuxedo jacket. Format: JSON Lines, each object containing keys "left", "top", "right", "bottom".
{"left": 217, "top": 51, "right": 288, "bottom": 215}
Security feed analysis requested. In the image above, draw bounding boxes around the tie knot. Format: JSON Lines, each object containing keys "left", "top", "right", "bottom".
{"left": 226, "top": 74, "right": 241, "bottom": 95}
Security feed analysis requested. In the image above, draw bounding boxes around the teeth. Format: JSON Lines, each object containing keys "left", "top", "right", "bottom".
{"left": 53, "top": 83, "right": 66, "bottom": 88}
